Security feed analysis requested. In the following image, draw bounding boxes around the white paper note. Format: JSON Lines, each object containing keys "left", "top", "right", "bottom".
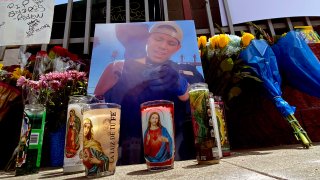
{"left": 0, "top": 0, "right": 54, "bottom": 46}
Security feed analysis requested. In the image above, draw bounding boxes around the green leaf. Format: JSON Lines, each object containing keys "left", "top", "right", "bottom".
{"left": 243, "top": 74, "right": 263, "bottom": 82}
{"left": 220, "top": 58, "right": 234, "bottom": 72}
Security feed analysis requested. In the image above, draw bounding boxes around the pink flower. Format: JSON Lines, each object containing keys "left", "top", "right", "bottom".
{"left": 17, "top": 70, "right": 87, "bottom": 106}
{"left": 28, "top": 80, "right": 40, "bottom": 90}
{"left": 49, "top": 80, "right": 62, "bottom": 90}
{"left": 39, "top": 79, "right": 49, "bottom": 88}
{"left": 17, "top": 76, "right": 27, "bottom": 86}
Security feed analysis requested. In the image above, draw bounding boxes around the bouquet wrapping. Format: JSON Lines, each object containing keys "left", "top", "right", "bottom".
{"left": 240, "top": 39, "right": 312, "bottom": 148}
{"left": 272, "top": 30, "right": 320, "bottom": 98}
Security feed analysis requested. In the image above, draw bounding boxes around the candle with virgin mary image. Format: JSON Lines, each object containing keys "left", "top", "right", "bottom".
{"left": 63, "top": 95, "right": 96, "bottom": 174}
{"left": 82, "top": 103, "right": 121, "bottom": 177}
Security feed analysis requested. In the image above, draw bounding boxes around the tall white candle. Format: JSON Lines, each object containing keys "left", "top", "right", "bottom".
{"left": 209, "top": 97, "right": 223, "bottom": 158}
{"left": 63, "top": 103, "right": 85, "bottom": 173}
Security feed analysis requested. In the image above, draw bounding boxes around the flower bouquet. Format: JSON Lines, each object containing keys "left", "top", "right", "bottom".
{"left": 198, "top": 33, "right": 266, "bottom": 150}
{"left": 17, "top": 69, "right": 88, "bottom": 167}
{"left": 199, "top": 26, "right": 312, "bottom": 148}
{"left": 0, "top": 51, "right": 41, "bottom": 170}
{"left": 199, "top": 32, "right": 259, "bottom": 101}
{"left": 15, "top": 46, "right": 88, "bottom": 167}
{"left": 240, "top": 36, "right": 312, "bottom": 148}
{"left": 0, "top": 52, "right": 35, "bottom": 121}
{"left": 17, "top": 70, "right": 88, "bottom": 131}
{"left": 48, "top": 46, "right": 82, "bottom": 72}
{"left": 32, "top": 46, "right": 82, "bottom": 80}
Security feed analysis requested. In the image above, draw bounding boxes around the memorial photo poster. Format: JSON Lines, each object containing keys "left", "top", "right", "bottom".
{"left": 0, "top": 0, "right": 54, "bottom": 46}
{"left": 88, "top": 20, "right": 204, "bottom": 95}
{"left": 88, "top": 20, "right": 205, "bottom": 163}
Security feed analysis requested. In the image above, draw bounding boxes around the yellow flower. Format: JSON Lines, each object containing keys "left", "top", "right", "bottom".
{"left": 209, "top": 35, "right": 218, "bottom": 49}
{"left": 198, "top": 36, "right": 207, "bottom": 49}
{"left": 218, "top": 34, "right": 230, "bottom": 49}
{"left": 241, "top": 32, "right": 255, "bottom": 47}
{"left": 11, "top": 68, "right": 22, "bottom": 79}
{"left": 0, "top": 63, "right": 3, "bottom": 70}
{"left": 11, "top": 68, "right": 32, "bottom": 80}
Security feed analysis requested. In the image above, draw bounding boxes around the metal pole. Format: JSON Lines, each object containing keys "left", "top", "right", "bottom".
{"left": 163, "top": 0, "right": 169, "bottom": 21}
{"left": 267, "top": 19, "right": 276, "bottom": 36}
{"left": 0, "top": 46, "right": 5, "bottom": 61}
{"left": 84, "top": 0, "right": 92, "bottom": 54}
{"left": 305, "top": 17, "right": 312, "bottom": 26}
{"left": 41, "top": 44, "right": 48, "bottom": 51}
{"left": 106, "top": 0, "right": 111, "bottom": 23}
{"left": 144, "top": 0, "right": 149, "bottom": 21}
{"left": 205, "top": 0, "right": 215, "bottom": 36}
{"left": 126, "top": 0, "right": 130, "bottom": 22}
{"left": 63, "top": 0, "right": 73, "bottom": 49}
{"left": 222, "top": 0, "right": 235, "bottom": 34}
{"left": 286, "top": 17, "right": 293, "bottom": 30}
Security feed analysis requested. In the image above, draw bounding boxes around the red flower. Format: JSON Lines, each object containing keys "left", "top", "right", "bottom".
{"left": 51, "top": 46, "right": 68, "bottom": 57}
{"left": 66, "top": 52, "right": 78, "bottom": 61}
{"left": 28, "top": 55, "right": 37, "bottom": 62}
{"left": 37, "top": 51, "right": 47, "bottom": 56}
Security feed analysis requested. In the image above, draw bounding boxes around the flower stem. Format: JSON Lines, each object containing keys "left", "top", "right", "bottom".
{"left": 287, "top": 114, "right": 312, "bottom": 148}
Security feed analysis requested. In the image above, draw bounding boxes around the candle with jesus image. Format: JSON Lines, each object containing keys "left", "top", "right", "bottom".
{"left": 141, "top": 100, "right": 175, "bottom": 171}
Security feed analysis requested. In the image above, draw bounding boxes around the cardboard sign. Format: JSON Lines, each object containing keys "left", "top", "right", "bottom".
{"left": 0, "top": 0, "right": 54, "bottom": 46}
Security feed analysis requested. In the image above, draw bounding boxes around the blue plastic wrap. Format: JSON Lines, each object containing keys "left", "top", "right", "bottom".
{"left": 240, "top": 39, "right": 295, "bottom": 117}
{"left": 272, "top": 30, "right": 320, "bottom": 98}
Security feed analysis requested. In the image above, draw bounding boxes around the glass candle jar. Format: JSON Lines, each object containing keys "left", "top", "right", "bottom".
{"left": 188, "top": 83, "right": 220, "bottom": 164}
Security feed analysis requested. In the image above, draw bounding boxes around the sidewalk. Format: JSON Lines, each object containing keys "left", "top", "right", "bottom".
{"left": 1, "top": 142, "right": 319, "bottom": 179}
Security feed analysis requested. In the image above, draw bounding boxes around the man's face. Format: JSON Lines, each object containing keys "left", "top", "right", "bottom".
{"left": 146, "top": 32, "right": 181, "bottom": 64}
